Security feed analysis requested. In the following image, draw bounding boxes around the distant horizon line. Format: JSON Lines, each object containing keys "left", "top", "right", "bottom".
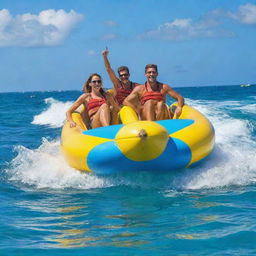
{"left": 1, "top": 83, "right": 254, "bottom": 93}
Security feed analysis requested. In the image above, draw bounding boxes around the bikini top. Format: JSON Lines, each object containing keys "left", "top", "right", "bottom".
{"left": 140, "top": 82, "right": 165, "bottom": 105}
{"left": 87, "top": 96, "right": 106, "bottom": 112}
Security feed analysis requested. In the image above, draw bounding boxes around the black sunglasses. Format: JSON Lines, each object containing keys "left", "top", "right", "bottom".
{"left": 91, "top": 80, "right": 102, "bottom": 84}
{"left": 119, "top": 73, "right": 129, "bottom": 77}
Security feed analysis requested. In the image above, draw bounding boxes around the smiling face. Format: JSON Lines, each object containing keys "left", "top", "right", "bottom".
{"left": 89, "top": 75, "right": 102, "bottom": 91}
{"left": 119, "top": 70, "right": 130, "bottom": 84}
{"left": 118, "top": 66, "right": 130, "bottom": 84}
{"left": 145, "top": 67, "right": 158, "bottom": 83}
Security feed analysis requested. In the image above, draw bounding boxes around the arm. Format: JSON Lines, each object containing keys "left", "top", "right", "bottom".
{"left": 66, "top": 94, "right": 87, "bottom": 128}
{"left": 123, "top": 87, "right": 141, "bottom": 114}
{"left": 133, "top": 82, "right": 140, "bottom": 88}
{"left": 165, "top": 84, "right": 184, "bottom": 116}
{"left": 102, "top": 49, "right": 120, "bottom": 91}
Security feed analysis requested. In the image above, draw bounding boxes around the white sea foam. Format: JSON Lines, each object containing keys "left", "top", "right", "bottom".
{"left": 236, "top": 103, "right": 256, "bottom": 114}
{"left": 171, "top": 98, "right": 256, "bottom": 190}
{"left": 7, "top": 138, "right": 114, "bottom": 190}
{"left": 32, "top": 98, "right": 73, "bottom": 128}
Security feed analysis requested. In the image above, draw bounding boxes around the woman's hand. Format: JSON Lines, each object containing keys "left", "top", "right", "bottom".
{"left": 69, "top": 120, "right": 77, "bottom": 128}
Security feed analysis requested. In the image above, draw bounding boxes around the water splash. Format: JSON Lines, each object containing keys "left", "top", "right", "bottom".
{"left": 236, "top": 104, "right": 256, "bottom": 114}
{"left": 32, "top": 98, "right": 73, "bottom": 128}
{"left": 6, "top": 138, "right": 113, "bottom": 190}
{"left": 172, "top": 98, "right": 256, "bottom": 190}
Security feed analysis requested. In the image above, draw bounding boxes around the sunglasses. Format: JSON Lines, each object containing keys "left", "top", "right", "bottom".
{"left": 119, "top": 73, "right": 129, "bottom": 77}
{"left": 91, "top": 80, "right": 102, "bottom": 84}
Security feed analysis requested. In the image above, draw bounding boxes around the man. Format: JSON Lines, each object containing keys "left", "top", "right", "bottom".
{"left": 102, "top": 48, "right": 139, "bottom": 105}
{"left": 123, "top": 64, "right": 184, "bottom": 121}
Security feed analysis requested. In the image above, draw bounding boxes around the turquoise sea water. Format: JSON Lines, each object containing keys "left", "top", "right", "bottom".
{"left": 0, "top": 85, "right": 256, "bottom": 255}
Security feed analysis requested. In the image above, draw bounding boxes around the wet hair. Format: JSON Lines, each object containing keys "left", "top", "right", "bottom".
{"left": 82, "top": 73, "right": 106, "bottom": 97}
{"left": 145, "top": 64, "right": 158, "bottom": 73}
{"left": 118, "top": 66, "right": 130, "bottom": 75}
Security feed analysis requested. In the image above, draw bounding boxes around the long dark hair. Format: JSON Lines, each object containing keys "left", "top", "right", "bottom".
{"left": 82, "top": 73, "right": 106, "bottom": 97}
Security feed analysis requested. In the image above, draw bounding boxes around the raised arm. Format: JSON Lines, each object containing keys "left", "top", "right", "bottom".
{"left": 102, "top": 48, "right": 120, "bottom": 90}
{"left": 165, "top": 85, "right": 184, "bottom": 116}
{"left": 66, "top": 94, "right": 87, "bottom": 128}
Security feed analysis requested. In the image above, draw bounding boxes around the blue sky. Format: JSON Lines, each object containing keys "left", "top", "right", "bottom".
{"left": 0, "top": 0, "right": 256, "bottom": 92}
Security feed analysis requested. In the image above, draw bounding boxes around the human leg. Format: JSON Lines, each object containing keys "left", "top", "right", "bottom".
{"left": 142, "top": 100, "right": 157, "bottom": 121}
{"left": 110, "top": 105, "right": 120, "bottom": 125}
{"left": 91, "top": 103, "right": 111, "bottom": 128}
{"left": 99, "top": 103, "right": 111, "bottom": 126}
{"left": 156, "top": 101, "right": 170, "bottom": 120}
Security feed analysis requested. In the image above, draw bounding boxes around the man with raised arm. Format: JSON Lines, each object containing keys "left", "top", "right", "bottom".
{"left": 123, "top": 64, "right": 184, "bottom": 121}
{"left": 102, "top": 48, "right": 140, "bottom": 106}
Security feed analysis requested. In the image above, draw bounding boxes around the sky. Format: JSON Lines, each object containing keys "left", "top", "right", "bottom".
{"left": 0, "top": 0, "right": 256, "bottom": 92}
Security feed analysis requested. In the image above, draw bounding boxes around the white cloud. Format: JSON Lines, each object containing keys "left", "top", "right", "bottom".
{"left": 0, "top": 9, "right": 83, "bottom": 47}
{"left": 229, "top": 3, "right": 256, "bottom": 24}
{"left": 139, "top": 9, "right": 234, "bottom": 41}
{"left": 138, "top": 4, "right": 256, "bottom": 41}
{"left": 0, "top": 9, "right": 12, "bottom": 29}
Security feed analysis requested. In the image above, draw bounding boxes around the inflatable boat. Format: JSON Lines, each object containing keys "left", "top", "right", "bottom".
{"left": 61, "top": 104, "right": 215, "bottom": 174}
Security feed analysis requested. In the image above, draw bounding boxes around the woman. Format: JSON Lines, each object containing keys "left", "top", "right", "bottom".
{"left": 66, "top": 73, "right": 119, "bottom": 129}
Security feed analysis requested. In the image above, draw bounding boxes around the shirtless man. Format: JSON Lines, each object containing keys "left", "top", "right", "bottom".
{"left": 102, "top": 48, "right": 140, "bottom": 106}
{"left": 123, "top": 64, "right": 184, "bottom": 121}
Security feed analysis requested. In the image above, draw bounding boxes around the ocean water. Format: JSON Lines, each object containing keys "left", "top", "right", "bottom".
{"left": 0, "top": 85, "right": 255, "bottom": 255}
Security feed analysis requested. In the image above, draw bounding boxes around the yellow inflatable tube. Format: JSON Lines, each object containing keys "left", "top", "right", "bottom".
{"left": 171, "top": 104, "right": 215, "bottom": 166}
{"left": 61, "top": 104, "right": 215, "bottom": 174}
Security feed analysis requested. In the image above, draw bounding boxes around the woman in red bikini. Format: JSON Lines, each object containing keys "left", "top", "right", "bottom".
{"left": 66, "top": 73, "right": 119, "bottom": 129}
{"left": 123, "top": 64, "right": 184, "bottom": 121}
{"left": 102, "top": 48, "right": 140, "bottom": 106}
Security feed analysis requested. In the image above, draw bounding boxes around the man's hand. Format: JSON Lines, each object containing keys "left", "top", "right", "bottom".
{"left": 102, "top": 47, "right": 109, "bottom": 57}
{"left": 174, "top": 106, "right": 182, "bottom": 117}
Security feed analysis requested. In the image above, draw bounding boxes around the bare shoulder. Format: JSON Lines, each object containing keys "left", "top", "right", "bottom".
{"left": 134, "top": 82, "right": 141, "bottom": 87}
{"left": 162, "top": 83, "right": 174, "bottom": 92}
{"left": 81, "top": 93, "right": 90, "bottom": 98}
{"left": 134, "top": 84, "right": 144, "bottom": 92}
{"left": 78, "top": 93, "right": 90, "bottom": 102}
{"left": 129, "top": 85, "right": 143, "bottom": 97}
{"left": 162, "top": 83, "right": 172, "bottom": 89}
